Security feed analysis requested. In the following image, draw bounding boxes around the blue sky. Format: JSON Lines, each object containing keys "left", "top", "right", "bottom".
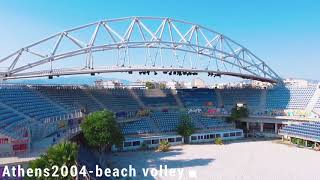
{"left": 0, "top": 0, "right": 320, "bottom": 83}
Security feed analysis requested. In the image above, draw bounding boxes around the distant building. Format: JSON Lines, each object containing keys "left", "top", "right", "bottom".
{"left": 128, "top": 81, "right": 147, "bottom": 89}
{"left": 283, "top": 79, "right": 310, "bottom": 87}
{"left": 191, "top": 78, "right": 206, "bottom": 88}
{"left": 166, "top": 80, "right": 177, "bottom": 89}
{"left": 95, "top": 80, "right": 124, "bottom": 88}
{"left": 166, "top": 80, "right": 193, "bottom": 89}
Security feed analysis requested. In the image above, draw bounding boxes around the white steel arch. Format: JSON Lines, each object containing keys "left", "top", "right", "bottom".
{"left": 0, "top": 16, "right": 282, "bottom": 83}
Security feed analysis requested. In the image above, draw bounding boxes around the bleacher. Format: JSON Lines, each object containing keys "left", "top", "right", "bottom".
{"left": 119, "top": 117, "right": 158, "bottom": 135}
{"left": 266, "top": 85, "right": 316, "bottom": 110}
{"left": 220, "top": 88, "right": 261, "bottom": 108}
{"left": 191, "top": 114, "right": 234, "bottom": 129}
{"left": 312, "top": 96, "right": 320, "bottom": 113}
{"left": 1, "top": 83, "right": 320, "bottom": 144}
{"left": 35, "top": 86, "right": 103, "bottom": 112}
{"left": 132, "top": 89, "right": 178, "bottom": 107}
{"left": 0, "top": 106, "right": 26, "bottom": 130}
{"left": 279, "top": 121, "right": 320, "bottom": 142}
{"left": 89, "top": 89, "right": 140, "bottom": 113}
{"left": 177, "top": 89, "right": 218, "bottom": 107}
{"left": 120, "top": 110, "right": 235, "bottom": 135}
{"left": 151, "top": 111, "right": 181, "bottom": 132}
{"left": 0, "top": 86, "right": 66, "bottom": 120}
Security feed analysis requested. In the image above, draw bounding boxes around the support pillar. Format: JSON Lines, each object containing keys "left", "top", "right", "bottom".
{"left": 274, "top": 123, "right": 278, "bottom": 134}
{"left": 260, "top": 122, "right": 264, "bottom": 133}
{"left": 246, "top": 122, "right": 250, "bottom": 131}
{"left": 305, "top": 140, "right": 308, "bottom": 147}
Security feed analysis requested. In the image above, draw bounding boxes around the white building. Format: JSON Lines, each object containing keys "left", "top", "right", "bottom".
{"left": 128, "top": 81, "right": 147, "bottom": 89}
{"left": 283, "top": 79, "right": 310, "bottom": 87}
{"left": 95, "top": 80, "right": 124, "bottom": 89}
{"left": 166, "top": 81, "right": 176, "bottom": 89}
{"left": 192, "top": 78, "right": 206, "bottom": 88}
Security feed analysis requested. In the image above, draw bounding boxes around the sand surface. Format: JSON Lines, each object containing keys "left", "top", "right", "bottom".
{"left": 105, "top": 140, "right": 320, "bottom": 180}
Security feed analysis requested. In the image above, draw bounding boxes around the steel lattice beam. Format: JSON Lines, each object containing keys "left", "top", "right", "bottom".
{"left": 0, "top": 16, "right": 282, "bottom": 83}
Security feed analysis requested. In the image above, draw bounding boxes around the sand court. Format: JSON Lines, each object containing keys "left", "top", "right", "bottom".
{"left": 105, "top": 140, "right": 320, "bottom": 180}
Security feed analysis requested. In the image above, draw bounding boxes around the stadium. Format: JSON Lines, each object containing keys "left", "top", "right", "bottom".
{"left": 0, "top": 16, "right": 320, "bottom": 179}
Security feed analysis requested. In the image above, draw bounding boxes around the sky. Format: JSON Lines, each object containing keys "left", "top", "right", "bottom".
{"left": 0, "top": 0, "right": 320, "bottom": 84}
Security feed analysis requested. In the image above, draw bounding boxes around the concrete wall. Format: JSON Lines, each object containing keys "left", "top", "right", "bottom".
{"left": 190, "top": 129, "right": 244, "bottom": 143}
{"left": 112, "top": 135, "right": 184, "bottom": 152}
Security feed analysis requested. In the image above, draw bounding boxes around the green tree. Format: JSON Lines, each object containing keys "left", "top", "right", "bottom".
{"left": 145, "top": 81, "right": 155, "bottom": 89}
{"left": 229, "top": 106, "right": 249, "bottom": 121}
{"left": 177, "top": 114, "right": 195, "bottom": 143}
{"left": 81, "top": 110, "right": 124, "bottom": 152}
{"left": 159, "top": 83, "right": 166, "bottom": 89}
{"left": 27, "top": 141, "right": 78, "bottom": 180}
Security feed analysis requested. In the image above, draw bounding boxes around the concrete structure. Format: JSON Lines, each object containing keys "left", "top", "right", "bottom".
{"left": 0, "top": 17, "right": 281, "bottom": 84}
{"left": 95, "top": 79, "right": 124, "bottom": 89}
{"left": 192, "top": 78, "right": 207, "bottom": 88}
{"left": 112, "top": 134, "right": 183, "bottom": 151}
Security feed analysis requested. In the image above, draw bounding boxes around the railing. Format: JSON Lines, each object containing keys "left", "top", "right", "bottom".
{"left": 279, "top": 129, "right": 320, "bottom": 142}
{"left": 43, "top": 110, "right": 83, "bottom": 124}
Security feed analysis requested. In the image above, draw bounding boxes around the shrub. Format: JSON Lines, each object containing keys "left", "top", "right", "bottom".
{"left": 214, "top": 137, "right": 223, "bottom": 145}
{"left": 139, "top": 142, "right": 149, "bottom": 151}
{"left": 291, "top": 137, "right": 298, "bottom": 144}
{"left": 297, "top": 138, "right": 304, "bottom": 147}
{"left": 158, "top": 141, "right": 170, "bottom": 152}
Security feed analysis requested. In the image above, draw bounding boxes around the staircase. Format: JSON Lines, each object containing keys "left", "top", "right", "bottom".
{"left": 0, "top": 102, "right": 34, "bottom": 139}
{"left": 305, "top": 84, "right": 320, "bottom": 113}
{"left": 31, "top": 88, "right": 67, "bottom": 113}
{"left": 82, "top": 89, "right": 105, "bottom": 109}
{"left": 215, "top": 89, "right": 223, "bottom": 107}
{"left": 128, "top": 89, "right": 145, "bottom": 108}
{"left": 171, "top": 89, "right": 184, "bottom": 107}
{"left": 259, "top": 89, "right": 267, "bottom": 111}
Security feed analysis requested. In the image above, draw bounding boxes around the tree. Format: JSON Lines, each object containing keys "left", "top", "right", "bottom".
{"left": 81, "top": 110, "right": 124, "bottom": 152}
{"left": 229, "top": 106, "right": 249, "bottom": 121}
{"left": 159, "top": 83, "right": 166, "bottom": 89}
{"left": 27, "top": 141, "right": 78, "bottom": 180}
{"left": 145, "top": 81, "right": 155, "bottom": 89}
{"left": 177, "top": 114, "right": 195, "bottom": 143}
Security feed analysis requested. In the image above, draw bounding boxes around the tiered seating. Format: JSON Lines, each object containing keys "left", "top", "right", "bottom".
{"left": 191, "top": 114, "right": 233, "bottom": 129}
{"left": 119, "top": 118, "right": 157, "bottom": 135}
{"left": 0, "top": 106, "right": 26, "bottom": 129}
{"left": 36, "top": 86, "right": 102, "bottom": 113}
{"left": 151, "top": 111, "right": 181, "bottom": 132}
{"left": 151, "top": 111, "right": 205, "bottom": 132}
{"left": 280, "top": 121, "right": 320, "bottom": 141}
{"left": 266, "top": 85, "right": 316, "bottom": 110}
{"left": 132, "top": 89, "right": 178, "bottom": 107}
{"left": 177, "top": 89, "right": 218, "bottom": 107}
{"left": 120, "top": 111, "right": 235, "bottom": 134}
{"left": 0, "top": 87, "right": 65, "bottom": 120}
{"left": 89, "top": 89, "right": 140, "bottom": 113}
{"left": 3, "top": 83, "right": 320, "bottom": 142}
{"left": 313, "top": 97, "right": 320, "bottom": 112}
{"left": 220, "top": 88, "right": 261, "bottom": 107}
